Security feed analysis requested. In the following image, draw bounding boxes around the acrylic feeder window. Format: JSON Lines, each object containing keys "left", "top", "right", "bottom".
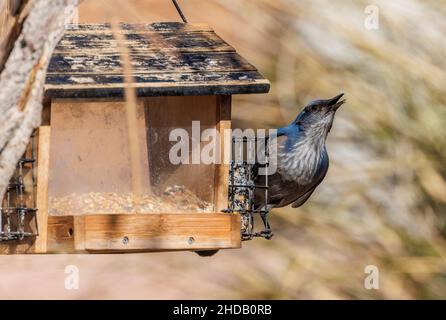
{"left": 48, "top": 96, "right": 217, "bottom": 216}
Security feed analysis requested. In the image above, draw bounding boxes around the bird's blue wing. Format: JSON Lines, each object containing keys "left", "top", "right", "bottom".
{"left": 291, "top": 187, "right": 316, "bottom": 208}
{"left": 276, "top": 126, "right": 288, "bottom": 137}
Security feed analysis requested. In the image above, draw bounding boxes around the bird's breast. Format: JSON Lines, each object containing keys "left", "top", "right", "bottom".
{"left": 277, "top": 138, "right": 327, "bottom": 186}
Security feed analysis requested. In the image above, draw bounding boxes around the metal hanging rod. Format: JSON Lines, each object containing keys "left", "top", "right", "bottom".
{"left": 171, "top": 0, "right": 188, "bottom": 23}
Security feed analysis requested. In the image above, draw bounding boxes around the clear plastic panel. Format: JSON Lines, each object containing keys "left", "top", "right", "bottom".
{"left": 48, "top": 96, "right": 216, "bottom": 215}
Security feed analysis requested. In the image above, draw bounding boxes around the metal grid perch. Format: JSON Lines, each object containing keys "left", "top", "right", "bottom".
{"left": 0, "top": 133, "right": 38, "bottom": 241}
{"left": 224, "top": 136, "right": 273, "bottom": 241}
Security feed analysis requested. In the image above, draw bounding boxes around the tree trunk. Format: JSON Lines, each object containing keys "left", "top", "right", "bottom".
{"left": 0, "top": 0, "right": 78, "bottom": 200}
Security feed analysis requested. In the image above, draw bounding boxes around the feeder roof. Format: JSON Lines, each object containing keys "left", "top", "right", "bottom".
{"left": 44, "top": 23, "right": 270, "bottom": 99}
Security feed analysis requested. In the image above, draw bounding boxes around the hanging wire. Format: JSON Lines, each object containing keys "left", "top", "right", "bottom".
{"left": 171, "top": 0, "right": 188, "bottom": 23}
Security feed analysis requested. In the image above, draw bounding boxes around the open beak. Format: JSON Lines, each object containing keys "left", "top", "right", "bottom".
{"left": 326, "top": 93, "right": 345, "bottom": 111}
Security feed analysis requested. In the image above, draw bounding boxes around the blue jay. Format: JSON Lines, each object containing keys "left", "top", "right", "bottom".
{"left": 195, "top": 93, "right": 344, "bottom": 256}
{"left": 254, "top": 93, "right": 345, "bottom": 231}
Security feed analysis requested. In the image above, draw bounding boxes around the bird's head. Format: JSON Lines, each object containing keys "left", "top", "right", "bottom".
{"left": 293, "top": 93, "right": 345, "bottom": 139}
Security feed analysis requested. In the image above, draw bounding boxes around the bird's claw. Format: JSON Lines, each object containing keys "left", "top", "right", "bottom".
{"left": 259, "top": 229, "right": 274, "bottom": 240}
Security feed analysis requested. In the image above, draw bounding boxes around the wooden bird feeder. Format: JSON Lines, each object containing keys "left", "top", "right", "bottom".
{"left": 0, "top": 22, "right": 270, "bottom": 254}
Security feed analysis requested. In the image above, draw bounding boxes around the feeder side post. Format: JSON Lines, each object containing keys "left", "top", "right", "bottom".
{"left": 214, "top": 95, "right": 232, "bottom": 212}
{"left": 34, "top": 125, "right": 51, "bottom": 253}
{"left": 73, "top": 216, "right": 86, "bottom": 251}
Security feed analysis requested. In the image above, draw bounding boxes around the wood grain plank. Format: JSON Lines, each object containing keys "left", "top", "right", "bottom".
{"left": 34, "top": 126, "right": 51, "bottom": 253}
{"left": 1, "top": 212, "right": 242, "bottom": 254}
{"left": 54, "top": 32, "right": 234, "bottom": 54}
{"left": 82, "top": 213, "right": 241, "bottom": 252}
{"left": 0, "top": 237, "right": 35, "bottom": 254}
{"left": 214, "top": 95, "right": 232, "bottom": 212}
{"left": 45, "top": 72, "right": 270, "bottom": 99}
{"left": 46, "top": 216, "right": 74, "bottom": 253}
{"left": 73, "top": 215, "right": 85, "bottom": 251}
{"left": 45, "top": 81, "right": 270, "bottom": 100}
{"left": 0, "top": 0, "right": 23, "bottom": 70}
{"left": 65, "top": 22, "right": 213, "bottom": 33}
{"left": 46, "top": 71, "right": 266, "bottom": 86}
{"left": 47, "top": 52, "right": 256, "bottom": 75}
{"left": 52, "top": 82, "right": 270, "bottom": 99}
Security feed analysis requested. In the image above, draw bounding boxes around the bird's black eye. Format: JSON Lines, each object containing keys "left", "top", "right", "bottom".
{"left": 296, "top": 121, "right": 302, "bottom": 126}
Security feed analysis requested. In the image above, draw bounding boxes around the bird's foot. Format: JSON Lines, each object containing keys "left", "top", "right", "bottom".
{"left": 259, "top": 229, "right": 274, "bottom": 240}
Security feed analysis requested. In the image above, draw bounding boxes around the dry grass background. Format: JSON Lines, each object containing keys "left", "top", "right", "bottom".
{"left": 1, "top": 0, "right": 446, "bottom": 299}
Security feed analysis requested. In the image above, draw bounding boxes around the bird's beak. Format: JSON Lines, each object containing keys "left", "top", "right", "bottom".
{"left": 326, "top": 93, "right": 345, "bottom": 111}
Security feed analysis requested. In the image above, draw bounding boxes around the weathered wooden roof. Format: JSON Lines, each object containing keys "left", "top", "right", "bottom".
{"left": 44, "top": 23, "right": 270, "bottom": 99}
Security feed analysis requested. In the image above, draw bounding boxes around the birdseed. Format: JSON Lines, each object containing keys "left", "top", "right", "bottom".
{"left": 49, "top": 185, "right": 213, "bottom": 215}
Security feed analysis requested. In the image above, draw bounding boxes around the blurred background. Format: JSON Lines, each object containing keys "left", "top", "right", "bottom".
{"left": 1, "top": 0, "right": 446, "bottom": 299}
